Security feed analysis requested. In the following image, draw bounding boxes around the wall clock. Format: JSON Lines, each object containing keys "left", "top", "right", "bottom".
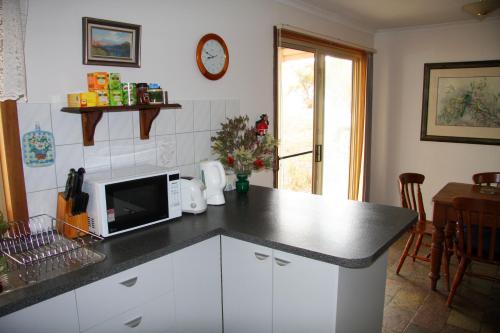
{"left": 196, "top": 33, "right": 229, "bottom": 80}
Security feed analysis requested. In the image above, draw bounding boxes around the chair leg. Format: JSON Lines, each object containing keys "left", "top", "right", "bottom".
{"left": 396, "top": 232, "right": 415, "bottom": 275}
{"left": 447, "top": 257, "right": 469, "bottom": 307}
{"left": 442, "top": 243, "right": 450, "bottom": 291}
{"left": 412, "top": 233, "right": 424, "bottom": 262}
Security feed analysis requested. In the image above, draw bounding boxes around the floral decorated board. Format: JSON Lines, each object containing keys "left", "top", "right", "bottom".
{"left": 211, "top": 115, "right": 277, "bottom": 175}
{"left": 22, "top": 124, "right": 55, "bottom": 167}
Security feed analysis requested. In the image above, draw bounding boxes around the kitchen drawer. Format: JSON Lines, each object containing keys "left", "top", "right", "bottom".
{"left": 76, "top": 254, "right": 173, "bottom": 331}
{"left": 82, "top": 290, "right": 175, "bottom": 333}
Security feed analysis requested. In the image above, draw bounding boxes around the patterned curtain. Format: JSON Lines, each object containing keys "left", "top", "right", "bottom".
{"left": 0, "top": 0, "right": 28, "bottom": 101}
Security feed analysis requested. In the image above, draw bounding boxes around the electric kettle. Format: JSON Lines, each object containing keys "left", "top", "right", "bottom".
{"left": 200, "top": 160, "right": 226, "bottom": 205}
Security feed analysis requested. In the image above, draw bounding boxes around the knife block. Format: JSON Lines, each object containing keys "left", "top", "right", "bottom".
{"left": 56, "top": 192, "right": 89, "bottom": 239}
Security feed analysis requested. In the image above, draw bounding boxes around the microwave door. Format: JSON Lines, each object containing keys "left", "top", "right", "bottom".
{"left": 105, "top": 175, "right": 169, "bottom": 234}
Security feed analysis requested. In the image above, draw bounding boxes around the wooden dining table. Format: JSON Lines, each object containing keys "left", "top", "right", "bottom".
{"left": 429, "top": 182, "right": 500, "bottom": 290}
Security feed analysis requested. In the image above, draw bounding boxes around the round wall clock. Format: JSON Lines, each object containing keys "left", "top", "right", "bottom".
{"left": 196, "top": 33, "right": 229, "bottom": 80}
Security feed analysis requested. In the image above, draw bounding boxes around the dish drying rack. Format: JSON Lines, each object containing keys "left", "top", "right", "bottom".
{"left": 0, "top": 214, "right": 105, "bottom": 293}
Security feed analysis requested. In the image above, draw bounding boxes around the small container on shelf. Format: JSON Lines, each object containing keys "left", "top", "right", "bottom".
{"left": 108, "top": 73, "right": 121, "bottom": 90}
{"left": 137, "top": 82, "right": 150, "bottom": 104}
{"left": 96, "top": 90, "right": 109, "bottom": 106}
{"left": 80, "top": 92, "right": 97, "bottom": 107}
{"left": 87, "top": 72, "right": 109, "bottom": 91}
{"left": 121, "top": 82, "right": 137, "bottom": 106}
{"left": 148, "top": 83, "right": 164, "bottom": 104}
{"left": 109, "top": 90, "right": 122, "bottom": 106}
{"left": 67, "top": 93, "right": 81, "bottom": 107}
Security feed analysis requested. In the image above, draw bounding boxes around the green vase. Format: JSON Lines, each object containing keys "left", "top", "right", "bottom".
{"left": 235, "top": 173, "right": 250, "bottom": 193}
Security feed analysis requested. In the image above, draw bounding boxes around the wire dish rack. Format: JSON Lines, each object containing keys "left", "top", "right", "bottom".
{"left": 0, "top": 214, "right": 105, "bottom": 294}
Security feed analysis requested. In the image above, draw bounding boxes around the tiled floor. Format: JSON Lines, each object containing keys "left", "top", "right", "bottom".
{"left": 383, "top": 234, "right": 500, "bottom": 333}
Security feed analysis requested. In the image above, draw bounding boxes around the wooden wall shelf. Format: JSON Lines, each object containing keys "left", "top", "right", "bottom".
{"left": 61, "top": 103, "right": 181, "bottom": 146}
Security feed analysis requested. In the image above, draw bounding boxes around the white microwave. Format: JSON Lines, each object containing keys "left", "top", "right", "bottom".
{"left": 83, "top": 165, "right": 182, "bottom": 237}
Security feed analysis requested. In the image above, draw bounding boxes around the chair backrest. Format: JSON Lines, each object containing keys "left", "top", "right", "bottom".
{"left": 399, "top": 173, "right": 426, "bottom": 222}
{"left": 452, "top": 197, "right": 500, "bottom": 264}
{"left": 472, "top": 172, "right": 500, "bottom": 188}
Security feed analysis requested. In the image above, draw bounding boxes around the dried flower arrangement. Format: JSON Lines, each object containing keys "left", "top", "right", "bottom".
{"left": 211, "top": 115, "right": 277, "bottom": 175}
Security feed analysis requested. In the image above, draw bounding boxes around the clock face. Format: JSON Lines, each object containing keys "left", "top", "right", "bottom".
{"left": 201, "top": 40, "right": 226, "bottom": 75}
{"left": 196, "top": 33, "right": 229, "bottom": 80}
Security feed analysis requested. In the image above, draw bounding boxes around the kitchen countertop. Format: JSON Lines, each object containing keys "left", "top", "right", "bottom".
{"left": 0, "top": 186, "right": 416, "bottom": 317}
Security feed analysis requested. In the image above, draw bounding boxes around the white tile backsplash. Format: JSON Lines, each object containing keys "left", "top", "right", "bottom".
{"left": 175, "top": 101, "right": 194, "bottom": 133}
{"left": 193, "top": 100, "right": 211, "bottom": 131}
{"left": 84, "top": 141, "right": 111, "bottom": 172}
{"left": 110, "top": 139, "right": 135, "bottom": 169}
{"left": 109, "top": 112, "right": 133, "bottom": 140}
{"left": 210, "top": 100, "right": 226, "bottom": 130}
{"left": 157, "top": 135, "right": 177, "bottom": 168}
{"left": 134, "top": 137, "right": 157, "bottom": 166}
{"left": 176, "top": 132, "right": 195, "bottom": 166}
{"left": 55, "top": 144, "right": 84, "bottom": 187}
{"left": 51, "top": 103, "right": 83, "bottom": 145}
{"left": 20, "top": 99, "right": 239, "bottom": 216}
{"left": 194, "top": 131, "right": 212, "bottom": 162}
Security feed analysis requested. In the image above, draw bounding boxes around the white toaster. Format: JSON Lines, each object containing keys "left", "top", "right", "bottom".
{"left": 180, "top": 178, "right": 207, "bottom": 214}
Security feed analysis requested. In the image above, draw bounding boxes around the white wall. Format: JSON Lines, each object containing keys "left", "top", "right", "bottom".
{"left": 371, "top": 18, "right": 500, "bottom": 214}
{"left": 19, "top": 0, "right": 373, "bottom": 216}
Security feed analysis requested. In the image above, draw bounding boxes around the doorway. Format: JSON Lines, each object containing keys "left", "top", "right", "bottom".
{"left": 274, "top": 28, "right": 368, "bottom": 201}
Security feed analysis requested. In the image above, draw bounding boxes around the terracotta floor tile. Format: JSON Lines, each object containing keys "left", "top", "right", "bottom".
{"left": 383, "top": 303, "right": 414, "bottom": 333}
{"left": 411, "top": 293, "right": 450, "bottom": 333}
{"left": 447, "top": 309, "right": 481, "bottom": 332}
{"left": 404, "top": 323, "right": 429, "bottom": 333}
{"left": 439, "top": 324, "right": 476, "bottom": 333}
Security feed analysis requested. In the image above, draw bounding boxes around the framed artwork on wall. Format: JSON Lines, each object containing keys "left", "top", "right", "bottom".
{"left": 420, "top": 60, "right": 500, "bottom": 145}
{"left": 82, "top": 17, "right": 141, "bottom": 67}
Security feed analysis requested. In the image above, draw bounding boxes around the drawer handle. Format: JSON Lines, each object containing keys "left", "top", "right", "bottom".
{"left": 120, "top": 277, "right": 138, "bottom": 287}
{"left": 254, "top": 252, "right": 270, "bottom": 261}
{"left": 275, "top": 258, "right": 291, "bottom": 266}
{"left": 124, "top": 316, "right": 142, "bottom": 328}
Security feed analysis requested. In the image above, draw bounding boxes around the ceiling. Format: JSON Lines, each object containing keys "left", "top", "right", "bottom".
{"left": 284, "top": 0, "right": 500, "bottom": 32}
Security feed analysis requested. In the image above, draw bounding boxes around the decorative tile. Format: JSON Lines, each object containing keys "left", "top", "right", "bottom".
{"left": 55, "top": 144, "right": 84, "bottom": 187}
{"left": 83, "top": 141, "right": 111, "bottom": 172}
{"left": 109, "top": 112, "right": 133, "bottom": 140}
{"left": 154, "top": 109, "right": 175, "bottom": 136}
{"left": 22, "top": 124, "right": 55, "bottom": 167}
{"left": 156, "top": 135, "right": 177, "bottom": 168}
{"left": 194, "top": 131, "right": 212, "bottom": 162}
{"left": 50, "top": 103, "right": 83, "bottom": 145}
{"left": 134, "top": 137, "right": 157, "bottom": 166}
{"left": 27, "top": 189, "right": 58, "bottom": 218}
{"left": 210, "top": 100, "right": 226, "bottom": 130}
{"left": 193, "top": 100, "right": 211, "bottom": 131}
{"left": 175, "top": 100, "right": 194, "bottom": 133}
{"left": 176, "top": 132, "right": 194, "bottom": 166}
{"left": 132, "top": 110, "right": 157, "bottom": 138}
{"left": 110, "top": 139, "right": 134, "bottom": 169}
{"left": 225, "top": 99, "right": 240, "bottom": 119}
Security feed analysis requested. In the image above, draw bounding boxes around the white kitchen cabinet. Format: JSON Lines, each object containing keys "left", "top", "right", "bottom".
{"left": 0, "top": 291, "right": 79, "bottom": 333}
{"left": 82, "top": 291, "right": 175, "bottom": 333}
{"left": 272, "top": 249, "right": 338, "bottom": 333}
{"left": 76, "top": 253, "right": 173, "bottom": 332}
{"left": 221, "top": 236, "right": 273, "bottom": 333}
{"left": 172, "top": 236, "right": 222, "bottom": 333}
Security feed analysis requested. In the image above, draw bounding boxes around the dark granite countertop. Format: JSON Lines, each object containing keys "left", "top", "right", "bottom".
{"left": 0, "top": 186, "right": 416, "bottom": 317}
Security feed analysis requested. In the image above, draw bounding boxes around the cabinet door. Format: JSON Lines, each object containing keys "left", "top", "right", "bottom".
{"left": 172, "top": 236, "right": 222, "bottom": 333}
{"left": 221, "top": 236, "right": 272, "bottom": 333}
{"left": 273, "top": 250, "right": 339, "bottom": 333}
{"left": 0, "top": 291, "right": 79, "bottom": 333}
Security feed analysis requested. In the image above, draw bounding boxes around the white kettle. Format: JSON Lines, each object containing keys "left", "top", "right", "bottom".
{"left": 200, "top": 160, "right": 226, "bottom": 205}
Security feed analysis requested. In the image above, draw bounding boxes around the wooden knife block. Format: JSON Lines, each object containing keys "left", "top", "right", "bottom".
{"left": 56, "top": 192, "right": 89, "bottom": 239}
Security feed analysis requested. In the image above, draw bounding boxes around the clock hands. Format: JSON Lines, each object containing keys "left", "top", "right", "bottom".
{"left": 205, "top": 51, "right": 217, "bottom": 59}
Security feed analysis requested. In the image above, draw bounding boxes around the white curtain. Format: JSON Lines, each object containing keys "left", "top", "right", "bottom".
{"left": 0, "top": 0, "right": 28, "bottom": 101}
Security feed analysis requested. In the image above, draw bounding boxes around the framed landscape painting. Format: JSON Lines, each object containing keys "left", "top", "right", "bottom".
{"left": 421, "top": 60, "right": 500, "bottom": 145}
{"left": 83, "top": 17, "right": 141, "bottom": 67}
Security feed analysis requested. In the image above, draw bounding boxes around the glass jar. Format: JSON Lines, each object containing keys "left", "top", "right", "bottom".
{"left": 136, "top": 83, "right": 150, "bottom": 104}
{"left": 148, "top": 83, "right": 164, "bottom": 104}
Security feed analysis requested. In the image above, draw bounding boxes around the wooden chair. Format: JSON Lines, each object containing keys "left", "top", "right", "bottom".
{"left": 447, "top": 197, "right": 500, "bottom": 307}
{"left": 396, "top": 173, "right": 434, "bottom": 272}
{"left": 473, "top": 172, "right": 500, "bottom": 187}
